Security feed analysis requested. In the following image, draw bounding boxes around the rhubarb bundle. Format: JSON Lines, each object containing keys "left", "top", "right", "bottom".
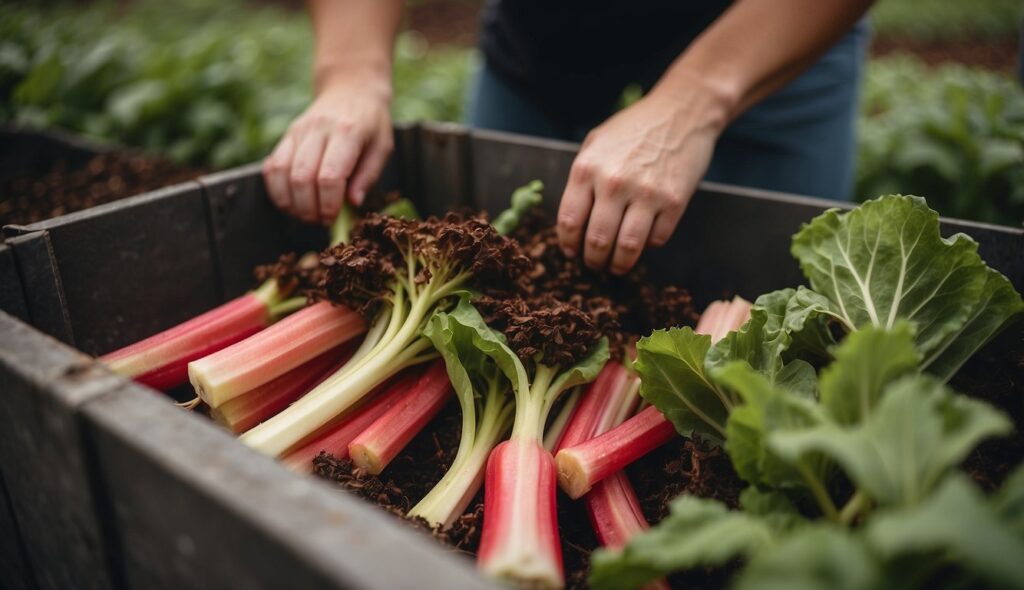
{"left": 240, "top": 211, "right": 533, "bottom": 456}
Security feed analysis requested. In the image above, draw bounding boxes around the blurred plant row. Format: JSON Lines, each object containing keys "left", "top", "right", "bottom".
{"left": 871, "top": 0, "right": 1022, "bottom": 41}
{"left": 1, "top": 2, "right": 1022, "bottom": 226}
{"left": 0, "top": 2, "right": 472, "bottom": 170}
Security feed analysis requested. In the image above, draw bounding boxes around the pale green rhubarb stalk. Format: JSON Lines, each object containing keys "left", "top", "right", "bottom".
{"left": 240, "top": 182, "right": 544, "bottom": 458}
{"left": 555, "top": 297, "right": 751, "bottom": 499}
{"left": 405, "top": 302, "right": 517, "bottom": 528}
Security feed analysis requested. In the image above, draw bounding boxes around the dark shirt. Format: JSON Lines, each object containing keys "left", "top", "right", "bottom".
{"left": 478, "top": 0, "right": 734, "bottom": 127}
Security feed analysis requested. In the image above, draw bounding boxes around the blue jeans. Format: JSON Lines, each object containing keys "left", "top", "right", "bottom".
{"left": 466, "top": 22, "right": 870, "bottom": 201}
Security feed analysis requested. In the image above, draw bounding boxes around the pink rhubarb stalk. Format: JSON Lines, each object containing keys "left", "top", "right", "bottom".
{"left": 478, "top": 438, "right": 563, "bottom": 588}
{"left": 556, "top": 404, "right": 676, "bottom": 500}
{"left": 101, "top": 281, "right": 281, "bottom": 390}
{"left": 555, "top": 298, "right": 752, "bottom": 499}
{"left": 211, "top": 342, "right": 356, "bottom": 434}
{"left": 281, "top": 367, "right": 425, "bottom": 473}
{"left": 348, "top": 360, "right": 453, "bottom": 474}
{"left": 189, "top": 301, "right": 366, "bottom": 408}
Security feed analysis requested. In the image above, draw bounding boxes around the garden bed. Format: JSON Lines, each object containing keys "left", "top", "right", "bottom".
{"left": 2, "top": 124, "right": 1022, "bottom": 590}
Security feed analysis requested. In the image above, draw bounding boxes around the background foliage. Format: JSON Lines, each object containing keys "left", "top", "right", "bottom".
{"left": 1, "top": 0, "right": 1021, "bottom": 225}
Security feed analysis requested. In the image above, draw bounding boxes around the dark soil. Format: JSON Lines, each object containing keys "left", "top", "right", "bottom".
{"left": 871, "top": 37, "right": 1018, "bottom": 74}
{"left": 0, "top": 151, "right": 200, "bottom": 227}
{"left": 952, "top": 323, "right": 1024, "bottom": 492}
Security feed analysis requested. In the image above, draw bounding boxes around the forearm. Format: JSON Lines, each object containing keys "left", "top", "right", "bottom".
{"left": 651, "top": 0, "right": 873, "bottom": 125}
{"left": 308, "top": 0, "right": 403, "bottom": 97}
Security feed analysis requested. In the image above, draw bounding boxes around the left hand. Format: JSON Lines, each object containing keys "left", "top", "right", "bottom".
{"left": 556, "top": 80, "right": 730, "bottom": 275}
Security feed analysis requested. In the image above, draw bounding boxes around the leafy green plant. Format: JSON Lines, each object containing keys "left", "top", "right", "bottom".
{"left": 591, "top": 195, "right": 1024, "bottom": 589}
{"left": 871, "top": 0, "right": 1023, "bottom": 41}
{"left": 858, "top": 57, "right": 1024, "bottom": 226}
{"left": 0, "top": 1, "right": 473, "bottom": 169}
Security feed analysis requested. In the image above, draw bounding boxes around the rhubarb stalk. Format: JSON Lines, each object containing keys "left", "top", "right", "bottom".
{"left": 348, "top": 360, "right": 454, "bottom": 474}
{"left": 463, "top": 294, "right": 608, "bottom": 589}
{"left": 555, "top": 297, "right": 752, "bottom": 499}
{"left": 189, "top": 301, "right": 367, "bottom": 407}
{"left": 101, "top": 280, "right": 282, "bottom": 390}
{"left": 210, "top": 341, "right": 356, "bottom": 434}
{"left": 281, "top": 367, "right": 425, "bottom": 472}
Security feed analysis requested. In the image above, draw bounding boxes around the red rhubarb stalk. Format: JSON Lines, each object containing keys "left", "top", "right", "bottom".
{"left": 348, "top": 360, "right": 453, "bottom": 474}
{"left": 101, "top": 281, "right": 280, "bottom": 390}
{"left": 189, "top": 301, "right": 366, "bottom": 408}
{"left": 556, "top": 404, "right": 676, "bottom": 500}
{"left": 555, "top": 298, "right": 752, "bottom": 499}
{"left": 281, "top": 367, "right": 425, "bottom": 473}
{"left": 478, "top": 438, "right": 563, "bottom": 588}
{"left": 211, "top": 342, "right": 356, "bottom": 434}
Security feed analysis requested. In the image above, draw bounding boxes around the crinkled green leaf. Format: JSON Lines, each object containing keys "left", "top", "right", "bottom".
{"left": 791, "top": 194, "right": 1023, "bottom": 379}
{"left": 770, "top": 374, "right": 1011, "bottom": 507}
{"left": 429, "top": 297, "right": 529, "bottom": 396}
{"left": 867, "top": 474, "right": 1024, "bottom": 589}
{"left": 423, "top": 298, "right": 507, "bottom": 414}
{"left": 819, "top": 323, "right": 920, "bottom": 425}
{"left": 379, "top": 197, "right": 421, "bottom": 221}
{"left": 491, "top": 180, "right": 543, "bottom": 236}
{"left": 923, "top": 268, "right": 1024, "bottom": 380}
{"left": 589, "top": 495, "right": 780, "bottom": 590}
{"left": 734, "top": 525, "right": 880, "bottom": 590}
{"left": 717, "top": 362, "right": 827, "bottom": 489}
{"left": 635, "top": 328, "right": 732, "bottom": 442}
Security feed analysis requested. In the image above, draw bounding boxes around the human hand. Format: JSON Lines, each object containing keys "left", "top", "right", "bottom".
{"left": 556, "top": 81, "right": 730, "bottom": 274}
{"left": 263, "top": 73, "right": 393, "bottom": 224}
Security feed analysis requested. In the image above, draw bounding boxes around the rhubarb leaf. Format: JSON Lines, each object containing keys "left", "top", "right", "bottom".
{"left": 770, "top": 374, "right": 1012, "bottom": 507}
{"left": 492, "top": 180, "right": 544, "bottom": 236}
{"left": 589, "top": 495, "right": 782, "bottom": 590}
{"left": 733, "top": 526, "right": 880, "bottom": 590}
{"left": 424, "top": 298, "right": 507, "bottom": 416}
{"left": 635, "top": 328, "right": 732, "bottom": 442}
{"left": 819, "top": 323, "right": 920, "bottom": 425}
{"left": 867, "top": 474, "right": 1024, "bottom": 588}
{"left": 717, "top": 361, "right": 827, "bottom": 490}
{"left": 923, "top": 268, "right": 1024, "bottom": 380}
{"left": 430, "top": 298, "right": 529, "bottom": 398}
{"left": 790, "top": 194, "right": 1023, "bottom": 379}
{"left": 379, "top": 197, "right": 421, "bottom": 220}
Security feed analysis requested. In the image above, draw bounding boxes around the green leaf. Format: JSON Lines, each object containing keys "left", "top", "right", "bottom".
{"left": 923, "top": 268, "right": 1024, "bottom": 380}
{"left": 717, "top": 362, "right": 826, "bottom": 489}
{"left": 819, "top": 323, "right": 920, "bottom": 425}
{"left": 635, "top": 328, "right": 731, "bottom": 442}
{"left": 379, "top": 197, "right": 421, "bottom": 220}
{"left": 791, "top": 195, "right": 1023, "bottom": 378}
{"left": 867, "top": 475, "right": 1024, "bottom": 589}
{"left": 429, "top": 297, "right": 529, "bottom": 396}
{"left": 491, "top": 180, "right": 543, "bottom": 236}
{"left": 734, "top": 525, "right": 880, "bottom": 590}
{"left": 770, "top": 374, "right": 1011, "bottom": 507}
{"left": 423, "top": 298, "right": 508, "bottom": 414}
{"left": 589, "top": 495, "right": 780, "bottom": 590}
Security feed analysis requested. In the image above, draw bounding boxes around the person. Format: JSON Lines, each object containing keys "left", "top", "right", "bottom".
{"left": 263, "top": 0, "right": 873, "bottom": 275}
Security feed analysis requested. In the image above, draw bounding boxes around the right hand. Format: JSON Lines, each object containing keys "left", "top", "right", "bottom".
{"left": 263, "top": 75, "right": 393, "bottom": 224}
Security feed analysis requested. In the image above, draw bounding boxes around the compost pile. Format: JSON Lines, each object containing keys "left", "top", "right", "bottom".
{"left": 0, "top": 151, "right": 199, "bottom": 226}
{"left": 101, "top": 186, "right": 1024, "bottom": 590}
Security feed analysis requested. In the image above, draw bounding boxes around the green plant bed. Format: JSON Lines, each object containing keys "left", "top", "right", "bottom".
{"left": 857, "top": 56, "right": 1024, "bottom": 227}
